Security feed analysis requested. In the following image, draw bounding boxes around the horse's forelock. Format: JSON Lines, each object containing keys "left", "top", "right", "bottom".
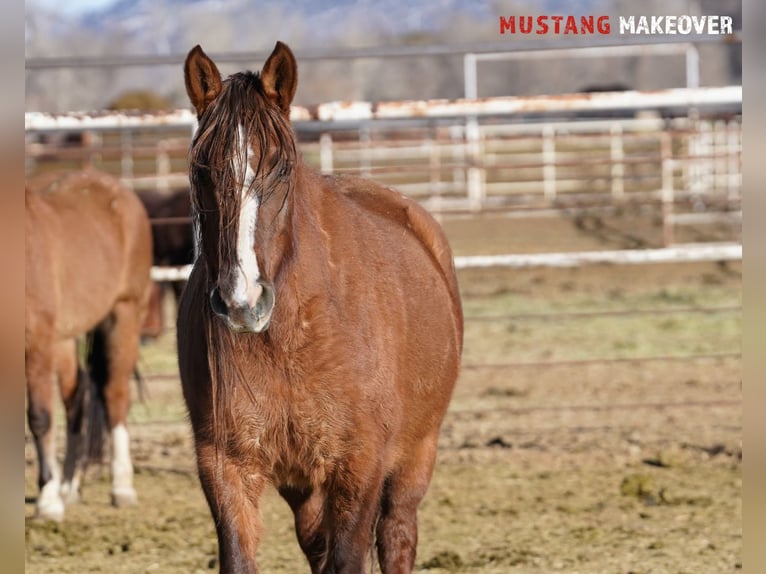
{"left": 189, "top": 72, "right": 297, "bottom": 278}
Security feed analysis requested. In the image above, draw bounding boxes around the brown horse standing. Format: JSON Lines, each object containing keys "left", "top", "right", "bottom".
{"left": 178, "top": 42, "right": 463, "bottom": 573}
{"left": 25, "top": 170, "right": 153, "bottom": 520}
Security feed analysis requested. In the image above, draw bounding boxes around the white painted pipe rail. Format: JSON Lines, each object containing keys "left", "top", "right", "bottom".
{"left": 25, "top": 86, "right": 741, "bottom": 131}
{"left": 150, "top": 243, "right": 741, "bottom": 282}
{"left": 453, "top": 242, "right": 741, "bottom": 269}
{"left": 150, "top": 264, "right": 194, "bottom": 282}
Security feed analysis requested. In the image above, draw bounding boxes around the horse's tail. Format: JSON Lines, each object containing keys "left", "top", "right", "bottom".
{"left": 85, "top": 327, "right": 109, "bottom": 464}
{"left": 133, "top": 365, "right": 149, "bottom": 404}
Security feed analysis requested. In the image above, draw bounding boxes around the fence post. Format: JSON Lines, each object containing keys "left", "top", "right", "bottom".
{"left": 450, "top": 125, "right": 466, "bottom": 196}
{"left": 727, "top": 119, "right": 740, "bottom": 206}
{"left": 463, "top": 53, "right": 477, "bottom": 100}
{"left": 428, "top": 126, "right": 442, "bottom": 216}
{"left": 698, "top": 120, "right": 713, "bottom": 194}
{"left": 466, "top": 117, "right": 483, "bottom": 210}
{"left": 156, "top": 139, "right": 171, "bottom": 194}
{"left": 661, "top": 131, "right": 675, "bottom": 246}
{"left": 121, "top": 130, "right": 134, "bottom": 188}
{"left": 542, "top": 125, "right": 556, "bottom": 201}
{"left": 359, "top": 125, "right": 371, "bottom": 178}
{"left": 714, "top": 119, "right": 728, "bottom": 193}
{"left": 320, "top": 133, "right": 334, "bottom": 175}
{"left": 85, "top": 130, "right": 101, "bottom": 169}
{"left": 610, "top": 122, "right": 625, "bottom": 200}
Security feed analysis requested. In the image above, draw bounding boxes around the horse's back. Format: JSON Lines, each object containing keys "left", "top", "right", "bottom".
{"left": 26, "top": 170, "right": 153, "bottom": 338}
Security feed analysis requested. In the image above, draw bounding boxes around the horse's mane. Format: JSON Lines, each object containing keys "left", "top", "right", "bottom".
{"left": 187, "top": 72, "right": 301, "bottom": 474}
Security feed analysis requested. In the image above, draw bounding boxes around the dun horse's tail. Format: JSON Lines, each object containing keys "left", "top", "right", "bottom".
{"left": 85, "top": 328, "right": 109, "bottom": 464}
{"left": 133, "top": 365, "right": 148, "bottom": 404}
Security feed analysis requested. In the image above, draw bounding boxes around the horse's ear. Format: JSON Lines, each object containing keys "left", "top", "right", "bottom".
{"left": 260, "top": 41, "right": 298, "bottom": 117}
{"left": 184, "top": 45, "right": 223, "bottom": 119}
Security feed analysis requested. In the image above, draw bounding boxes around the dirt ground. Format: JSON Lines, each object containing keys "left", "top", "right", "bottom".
{"left": 25, "top": 212, "right": 741, "bottom": 573}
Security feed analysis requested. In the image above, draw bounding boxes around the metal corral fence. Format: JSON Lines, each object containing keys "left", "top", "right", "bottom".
{"left": 25, "top": 85, "right": 742, "bottom": 276}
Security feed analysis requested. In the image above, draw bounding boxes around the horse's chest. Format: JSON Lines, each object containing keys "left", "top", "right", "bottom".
{"left": 230, "top": 394, "right": 340, "bottom": 485}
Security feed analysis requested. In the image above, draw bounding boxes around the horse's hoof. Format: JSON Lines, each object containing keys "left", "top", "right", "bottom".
{"left": 111, "top": 487, "right": 138, "bottom": 507}
{"left": 35, "top": 505, "right": 64, "bottom": 522}
{"left": 36, "top": 498, "right": 65, "bottom": 521}
{"left": 60, "top": 486, "right": 81, "bottom": 505}
{"left": 36, "top": 482, "right": 65, "bottom": 521}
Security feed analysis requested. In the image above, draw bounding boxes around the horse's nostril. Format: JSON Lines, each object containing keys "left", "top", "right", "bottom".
{"left": 209, "top": 287, "right": 228, "bottom": 317}
{"left": 257, "top": 281, "right": 275, "bottom": 314}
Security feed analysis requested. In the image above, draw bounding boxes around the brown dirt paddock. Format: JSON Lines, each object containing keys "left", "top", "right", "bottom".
{"left": 25, "top": 212, "right": 741, "bottom": 573}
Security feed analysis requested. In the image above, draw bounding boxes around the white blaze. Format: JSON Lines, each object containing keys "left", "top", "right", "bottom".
{"left": 230, "top": 124, "right": 261, "bottom": 307}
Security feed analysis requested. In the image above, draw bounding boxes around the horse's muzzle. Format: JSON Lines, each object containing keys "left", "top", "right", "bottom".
{"left": 210, "top": 281, "right": 275, "bottom": 333}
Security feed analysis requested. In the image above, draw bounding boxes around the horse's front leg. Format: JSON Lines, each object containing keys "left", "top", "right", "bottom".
{"left": 280, "top": 486, "right": 328, "bottom": 573}
{"left": 56, "top": 339, "right": 88, "bottom": 505}
{"left": 323, "top": 461, "right": 386, "bottom": 574}
{"left": 26, "top": 335, "right": 65, "bottom": 521}
{"left": 375, "top": 434, "right": 440, "bottom": 574}
{"left": 196, "top": 441, "right": 266, "bottom": 574}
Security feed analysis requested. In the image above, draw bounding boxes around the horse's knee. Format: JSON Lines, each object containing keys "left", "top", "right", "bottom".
{"left": 27, "top": 405, "right": 51, "bottom": 439}
{"left": 376, "top": 511, "right": 418, "bottom": 574}
{"left": 375, "top": 468, "right": 431, "bottom": 572}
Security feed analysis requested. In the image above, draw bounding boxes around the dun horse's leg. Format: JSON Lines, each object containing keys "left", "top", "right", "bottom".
{"left": 140, "top": 282, "right": 165, "bottom": 340}
{"left": 57, "top": 339, "right": 88, "bottom": 504}
{"left": 26, "top": 341, "right": 65, "bottom": 521}
{"left": 102, "top": 300, "right": 141, "bottom": 507}
{"left": 375, "top": 435, "right": 439, "bottom": 574}
{"left": 196, "top": 442, "right": 266, "bottom": 573}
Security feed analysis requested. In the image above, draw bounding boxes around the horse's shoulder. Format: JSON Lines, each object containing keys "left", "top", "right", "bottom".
{"left": 326, "top": 174, "right": 461, "bottom": 315}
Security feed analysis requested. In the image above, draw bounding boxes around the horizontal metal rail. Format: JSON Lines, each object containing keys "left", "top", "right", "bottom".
{"left": 448, "top": 398, "right": 741, "bottom": 417}
{"left": 453, "top": 242, "right": 741, "bottom": 269}
{"left": 464, "top": 305, "right": 741, "bottom": 322}
{"left": 462, "top": 351, "right": 740, "bottom": 371}
{"left": 150, "top": 242, "right": 741, "bottom": 282}
{"left": 24, "top": 86, "right": 741, "bottom": 130}
{"left": 24, "top": 34, "right": 741, "bottom": 70}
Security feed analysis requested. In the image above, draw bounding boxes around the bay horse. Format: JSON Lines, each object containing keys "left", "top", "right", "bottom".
{"left": 178, "top": 42, "right": 463, "bottom": 573}
{"left": 25, "top": 169, "right": 153, "bottom": 521}
{"left": 136, "top": 186, "right": 194, "bottom": 339}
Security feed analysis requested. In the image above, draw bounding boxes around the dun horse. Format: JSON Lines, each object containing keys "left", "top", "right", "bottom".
{"left": 178, "top": 42, "right": 463, "bottom": 573}
{"left": 26, "top": 170, "right": 153, "bottom": 521}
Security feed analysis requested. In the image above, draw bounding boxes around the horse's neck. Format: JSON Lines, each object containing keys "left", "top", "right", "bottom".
{"left": 259, "top": 167, "right": 327, "bottom": 344}
{"left": 292, "top": 165, "right": 330, "bottom": 248}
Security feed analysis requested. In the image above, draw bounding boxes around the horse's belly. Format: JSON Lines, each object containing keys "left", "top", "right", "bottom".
{"left": 53, "top": 236, "right": 126, "bottom": 337}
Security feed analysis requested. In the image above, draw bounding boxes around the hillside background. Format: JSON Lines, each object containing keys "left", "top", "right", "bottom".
{"left": 25, "top": 0, "right": 742, "bottom": 112}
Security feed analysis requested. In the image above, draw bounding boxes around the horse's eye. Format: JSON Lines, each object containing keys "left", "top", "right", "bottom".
{"left": 193, "top": 167, "right": 213, "bottom": 187}
{"left": 277, "top": 162, "right": 290, "bottom": 178}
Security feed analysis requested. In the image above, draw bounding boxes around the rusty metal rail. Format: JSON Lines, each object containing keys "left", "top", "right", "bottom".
{"left": 23, "top": 86, "right": 741, "bottom": 129}
{"left": 26, "top": 87, "right": 742, "bottom": 250}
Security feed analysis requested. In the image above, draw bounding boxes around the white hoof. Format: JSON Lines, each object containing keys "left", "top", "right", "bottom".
{"left": 60, "top": 482, "right": 81, "bottom": 505}
{"left": 111, "top": 487, "right": 138, "bottom": 508}
{"left": 36, "top": 482, "right": 65, "bottom": 521}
